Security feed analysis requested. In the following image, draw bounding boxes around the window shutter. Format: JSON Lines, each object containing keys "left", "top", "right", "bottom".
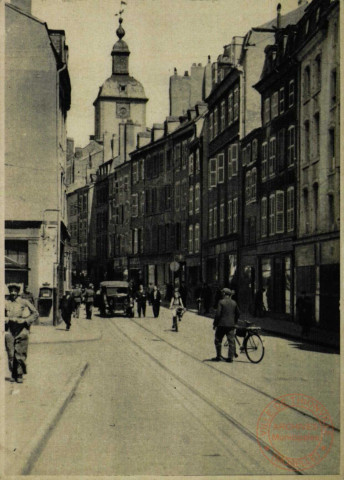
{"left": 209, "top": 158, "right": 217, "bottom": 188}
{"left": 276, "top": 190, "right": 285, "bottom": 233}
{"left": 228, "top": 147, "right": 232, "bottom": 178}
{"left": 232, "top": 144, "right": 238, "bottom": 176}
{"left": 278, "top": 129, "right": 285, "bottom": 171}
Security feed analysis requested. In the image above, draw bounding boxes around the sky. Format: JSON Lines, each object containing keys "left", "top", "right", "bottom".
{"left": 31, "top": 0, "right": 301, "bottom": 147}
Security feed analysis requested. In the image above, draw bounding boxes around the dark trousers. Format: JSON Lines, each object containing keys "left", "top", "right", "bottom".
{"left": 61, "top": 312, "right": 72, "bottom": 329}
{"left": 74, "top": 302, "right": 81, "bottom": 318}
{"left": 137, "top": 303, "right": 146, "bottom": 317}
{"left": 215, "top": 326, "right": 236, "bottom": 360}
{"left": 5, "top": 327, "right": 29, "bottom": 378}
{"left": 152, "top": 302, "right": 160, "bottom": 318}
{"left": 86, "top": 302, "right": 93, "bottom": 319}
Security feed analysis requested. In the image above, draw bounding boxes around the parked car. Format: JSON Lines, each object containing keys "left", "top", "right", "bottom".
{"left": 97, "top": 281, "right": 132, "bottom": 317}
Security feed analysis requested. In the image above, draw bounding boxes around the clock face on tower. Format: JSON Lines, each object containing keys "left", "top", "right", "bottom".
{"left": 116, "top": 103, "right": 130, "bottom": 119}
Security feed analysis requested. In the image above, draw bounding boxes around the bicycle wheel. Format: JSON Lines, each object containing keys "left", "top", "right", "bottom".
{"left": 244, "top": 333, "right": 264, "bottom": 363}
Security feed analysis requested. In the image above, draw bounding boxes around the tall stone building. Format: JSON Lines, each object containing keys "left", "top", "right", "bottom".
{"left": 5, "top": 0, "right": 72, "bottom": 317}
{"left": 294, "top": 0, "right": 340, "bottom": 329}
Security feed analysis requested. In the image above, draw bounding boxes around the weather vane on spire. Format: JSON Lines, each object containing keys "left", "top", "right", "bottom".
{"left": 115, "top": 0, "right": 127, "bottom": 17}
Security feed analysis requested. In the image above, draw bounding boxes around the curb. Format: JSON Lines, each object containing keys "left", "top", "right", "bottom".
{"left": 7, "top": 361, "right": 89, "bottom": 476}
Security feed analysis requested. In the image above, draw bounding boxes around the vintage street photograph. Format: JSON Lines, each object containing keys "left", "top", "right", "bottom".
{"left": 2, "top": 0, "right": 341, "bottom": 476}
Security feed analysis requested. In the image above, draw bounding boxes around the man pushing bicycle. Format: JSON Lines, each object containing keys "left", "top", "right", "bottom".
{"left": 212, "top": 288, "right": 240, "bottom": 363}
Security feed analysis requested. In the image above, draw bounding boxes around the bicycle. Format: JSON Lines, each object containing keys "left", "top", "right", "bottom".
{"left": 224, "top": 320, "right": 265, "bottom": 363}
{"left": 172, "top": 307, "right": 185, "bottom": 332}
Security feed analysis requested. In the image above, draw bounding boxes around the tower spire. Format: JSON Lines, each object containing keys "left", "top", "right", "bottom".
{"left": 111, "top": 14, "right": 130, "bottom": 75}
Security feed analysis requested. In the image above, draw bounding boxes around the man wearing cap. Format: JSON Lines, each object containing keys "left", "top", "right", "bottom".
{"left": 84, "top": 283, "right": 95, "bottom": 320}
{"left": 5, "top": 283, "right": 39, "bottom": 383}
{"left": 213, "top": 288, "right": 240, "bottom": 363}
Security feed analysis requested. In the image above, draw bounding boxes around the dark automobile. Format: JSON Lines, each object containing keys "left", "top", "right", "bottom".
{"left": 97, "top": 281, "right": 132, "bottom": 317}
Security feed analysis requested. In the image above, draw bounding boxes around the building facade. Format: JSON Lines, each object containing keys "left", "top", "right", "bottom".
{"left": 294, "top": 0, "right": 340, "bottom": 329}
{"left": 5, "top": 0, "right": 72, "bottom": 317}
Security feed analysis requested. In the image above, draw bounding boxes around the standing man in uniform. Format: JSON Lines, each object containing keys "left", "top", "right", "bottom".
{"left": 72, "top": 284, "right": 82, "bottom": 318}
{"left": 84, "top": 283, "right": 95, "bottom": 320}
{"left": 213, "top": 288, "right": 240, "bottom": 363}
{"left": 5, "top": 283, "right": 39, "bottom": 383}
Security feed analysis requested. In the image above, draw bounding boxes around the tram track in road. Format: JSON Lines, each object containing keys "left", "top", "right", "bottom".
{"left": 108, "top": 317, "right": 311, "bottom": 475}
{"left": 123, "top": 316, "right": 339, "bottom": 434}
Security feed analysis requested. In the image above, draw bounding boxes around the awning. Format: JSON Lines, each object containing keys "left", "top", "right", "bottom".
{"left": 5, "top": 256, "right": 30, "bottom": 271}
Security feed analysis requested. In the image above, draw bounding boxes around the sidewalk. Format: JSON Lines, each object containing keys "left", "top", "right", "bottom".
{"left": 182, "top": 302, "right": 339, "bottom": 351}
{"left": 4, "top": 308, "right": 101, "bottom": 476}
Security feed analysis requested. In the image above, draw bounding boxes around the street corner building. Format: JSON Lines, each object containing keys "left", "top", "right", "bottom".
{"left": 5, "top": 0, "right": 72, "bottom": 323}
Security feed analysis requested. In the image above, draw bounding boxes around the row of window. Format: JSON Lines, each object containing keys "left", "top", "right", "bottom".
{"left": 209, "top": 85, "right": 239, "bottom": 140}
{"left": 261, "top": 188, "right": 294, "bottom": 237}
{"left": 263, "top": 79, "right": 295, "bottom": 125}
{"left": 188, "top": 224, "right": 200, "bottom": 254}
{"left": 261, "top": 126, "right": 296, "bottom": 180}
{"left": 209, "top": 198, "right": 238, "bottom": 239}
{"left": 209, "top": 143, "right": 239, "bottom": 188}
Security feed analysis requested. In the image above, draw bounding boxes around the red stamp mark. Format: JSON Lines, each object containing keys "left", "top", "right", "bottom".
{"left": 256, "top": 393, "right": 334, "bottom": 471}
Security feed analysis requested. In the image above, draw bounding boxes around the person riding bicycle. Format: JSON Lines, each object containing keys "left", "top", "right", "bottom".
{"left": 169, "top": 288, "right": 184, "bottom": 331}
{"left": 213, "top": 288, "right": 240, "bottom": 363}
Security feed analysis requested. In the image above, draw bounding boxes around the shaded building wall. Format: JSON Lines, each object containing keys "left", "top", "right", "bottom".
{"left": 5, "top": 6, "right": 59, "bottom": 220}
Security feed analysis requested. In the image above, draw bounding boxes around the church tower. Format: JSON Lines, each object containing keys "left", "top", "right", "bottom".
{"left": 93, "top": 16, "right": 148, "bottom": 163}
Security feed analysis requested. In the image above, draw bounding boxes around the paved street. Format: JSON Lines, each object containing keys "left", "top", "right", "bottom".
{"left": 6, "top": 306, "right": 340, "bottom": 476}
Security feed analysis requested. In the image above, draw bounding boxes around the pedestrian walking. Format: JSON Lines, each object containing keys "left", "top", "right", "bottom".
{"left": 212, "top": 288, "right": 240, "bottom": 363}
{"left": 5, "top": 283, "right": 39, "bottom": 383}
{"left": 84, "top": 283, "right": 95, "bottom": 319}
{"left": 149, "top": 285, "right": 161, "bottom": 318}
{"left": 296, "top": 291, "right": 313, "bottom": 338}
{"left": 59, "top": 290, "right": 75, "bottom": 330}
{"left": 136, "top": 284, "right": 147, "bottom": 318}
{"left": 72, "top": 284, "right": 82, "bottom": 318}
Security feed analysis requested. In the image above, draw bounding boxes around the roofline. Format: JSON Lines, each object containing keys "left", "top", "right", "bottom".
{"left": 5, "top": 2, "right": 46, "bottom": 25}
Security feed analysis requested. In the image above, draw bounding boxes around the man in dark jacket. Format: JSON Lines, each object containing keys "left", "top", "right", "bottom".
{"left": 136, "top": 284, "right": 147, "bottom": 318}
{"left": 72, "top": 285, "right": 82, "bottom": 318}
{"left": 59, "top": 291, "right": 75, "bottom": 330}
{"left": 149, "top": 285, "right": 161, "bottom": 318}
{"left": 213, "top": 288, "right": 240, "bottom": 363}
